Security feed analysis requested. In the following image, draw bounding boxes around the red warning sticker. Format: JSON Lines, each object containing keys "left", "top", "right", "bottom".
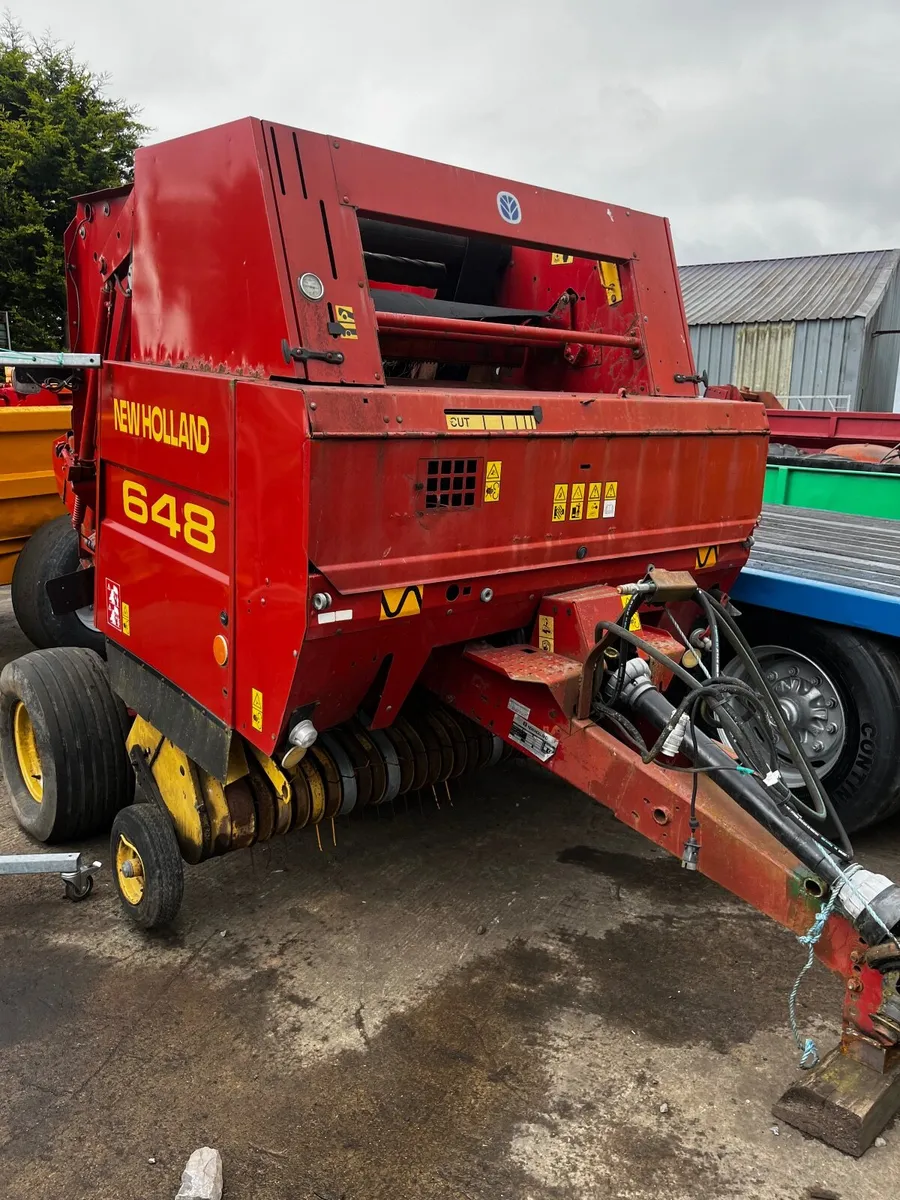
{"left": 106, "top": 578, "right": 122, "bottom": 631}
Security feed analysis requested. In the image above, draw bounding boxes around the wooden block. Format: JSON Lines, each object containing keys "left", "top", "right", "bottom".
{"left": 773, "top": 1044, "right": 900, "bottom": 1156}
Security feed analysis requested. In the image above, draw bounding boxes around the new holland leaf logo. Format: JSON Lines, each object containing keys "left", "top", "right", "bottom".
{"left": 496, "top": 191, "right": 522, "bottom": 225}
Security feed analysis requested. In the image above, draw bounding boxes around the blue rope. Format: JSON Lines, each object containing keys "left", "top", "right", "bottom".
{"left": 788, "top": 889, "right": 840, "bottom": 1069}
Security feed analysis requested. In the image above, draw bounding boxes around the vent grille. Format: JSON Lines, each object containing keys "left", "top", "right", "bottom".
{"left": 425, "top": 458, "right": 479, "bottom": 509}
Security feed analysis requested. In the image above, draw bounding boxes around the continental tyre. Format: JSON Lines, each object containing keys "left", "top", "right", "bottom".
{"left": 734, "top": 610, "right": 900, "bottom": 832}
{"left": 0, "top": 647, "right": 133, "bottom": 841}
{"left": 111, "top": 804, "right": 184, "bottom": 930}
{"left": 11, "top": 516, "right": 105, "bottom": 654}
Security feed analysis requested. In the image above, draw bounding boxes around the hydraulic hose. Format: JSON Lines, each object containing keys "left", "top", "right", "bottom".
{"left": 702, "top": 592, "right": 852, "bottom": 853}
{"left": 630, "top": 686, "right": 845, "bottom": 889}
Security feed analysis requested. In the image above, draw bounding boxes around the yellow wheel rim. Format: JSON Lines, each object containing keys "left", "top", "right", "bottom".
{"left": 12, "top": 702, "right": 42, "bottom": 803}
{"left": 115, "top": 834, "right": 145, "bottom": 905}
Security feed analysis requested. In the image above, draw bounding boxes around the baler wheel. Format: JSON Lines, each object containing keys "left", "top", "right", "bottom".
{"left": 110, "top": 803, "right": 184, "bottom": 929}
{"left": 11, "top": 516, "right": 105, "bottom": 655}
{"left": 0, "top": 647, "right": 133, "bottom": 841}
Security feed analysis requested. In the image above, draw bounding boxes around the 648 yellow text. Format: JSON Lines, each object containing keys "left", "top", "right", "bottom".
{"left": 122, "top": 479, "right": 216, "bottom": 555}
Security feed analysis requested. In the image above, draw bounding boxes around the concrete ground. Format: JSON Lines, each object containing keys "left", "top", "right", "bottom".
{"left": 0, "top": 588, "right": 898, "bottom": 1200}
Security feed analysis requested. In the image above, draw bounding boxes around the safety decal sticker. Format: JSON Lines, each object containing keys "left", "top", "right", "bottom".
{"left": 445, "top": 411, "right": 536, "bottom": 431}
{"left": 569, "top": 482, "right": 585, "bottom": 521}
{"left": 553, "top": 481, "right": 608, "bottom": 522}
{"left": 538, "top": 613, "right": 555, "bottom": 653}
{"left": 598, "top": 260, "right": 623, "bottom": 305}
{"left": 121, "top": 603, "right": 131, "bottom": 637}
{"left": 509, "top": 714, "right": 559, "bottom": 762}
{"left": 497, "top": 191, "right": 522, "bottom": 225}
{"left": 334, "top": 304, "right": 358, "bottom": 339}
{"left": 620, "top": 594, "right": 642, "bottom": 632}
{"left": 586, "top": 482, "right": 602, "bottom": 520}
{"left": 106, "top": 578, "right": 122, "bottom": 631}
{"left": 552, "top": 483, "right": 569, "bottom": 523}
{"left": 551, "top": 252, "right": 574, "bottom": 265}
{"left": 380, "top": 585, "right": 423, "bottom": 620}
{"left": 696, "top": 545, "right": 719, "bottom": 569}
{"left": 251, "top": 688, "right": 264, "bottom": 732}
{"left": 484, "top": 460, "right": 502, "bottom": 503}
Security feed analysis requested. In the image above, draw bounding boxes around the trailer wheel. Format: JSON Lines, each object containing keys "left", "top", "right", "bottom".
{"left": 110, "top": 804, "right": 184, "bottom": 930}
{"left": 0, "top": 647, "right": 133, "bottom": 841}
{"left": 732, "top": 612, "right": 900, "bottom": 832}
{"left": 11, "top": 516, "right": 104, "bottom": 655}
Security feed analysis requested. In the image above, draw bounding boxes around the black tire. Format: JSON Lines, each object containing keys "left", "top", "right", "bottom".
{"left": 11, "top": 516, "right": 105, "bottom": 655}
{"left": 110, "top": 804, "right": 184, "bottom": 930}
{"left": 0, "top": 647, "right": 134, "bottom": 842}
{"left": 737, "top": 609, "right": 900, "bottom": 832}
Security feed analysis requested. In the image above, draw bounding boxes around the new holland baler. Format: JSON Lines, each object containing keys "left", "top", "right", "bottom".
{"left": 3, "top": 118, "right": 900, "bottom": 1153}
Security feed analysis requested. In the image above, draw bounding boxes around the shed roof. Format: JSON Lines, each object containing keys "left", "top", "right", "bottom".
{"left": 679, "top": 249, "right": 900, "bottom": 326}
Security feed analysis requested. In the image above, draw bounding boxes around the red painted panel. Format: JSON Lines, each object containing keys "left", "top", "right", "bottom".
{"left": 96, "top": 363, "right": 236, "bottom": 722}
{"left": 130, "top": 119, "right": 297, "bottom": 378}
{"left": 233, "top": 380, "right": 312, "bottom": 752}
{"left": 304, "top": 387, "right": 767, "bottom": 593}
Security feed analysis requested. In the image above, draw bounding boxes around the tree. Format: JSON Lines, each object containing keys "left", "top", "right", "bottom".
{"left": 0, "top": 15, "right": 146, "bottom": 349}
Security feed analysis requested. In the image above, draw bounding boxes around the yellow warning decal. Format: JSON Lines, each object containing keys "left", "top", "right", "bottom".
{"left": 380, "top": 585, "right": 423, "bottom": 620}
{"left": 586, "top": 482, "right": 602, "bottom": 520}
{"left": 599, "top": 260, "right": 623, "bottom": 305}
{"left": 251, "top": 688, "right": 264, "bottom": 732}
{"left": 620, "top": 595, "right": 642, "bottom": 632}
{"left": 538, "top": 614, "right": 555, "bottom": 652}
{"left": 334, "top": 304, "right": 358, "bottom": 339}
{"left": 696, "top": 545, "right": 719, "bottom": 569}
{"left": 552, "top": 483, "right": 569, "bottom": 523}
{"left": 445, "top": 411, "right": 537, "bottom": 431}
{"left": 569, "top": 482, "right": 585, "bottom": 521}
{"left": 551, "top": 252, "right": 574, "bottom": 265}
{"left": 121, "top": 602, "right": 131, "bottom": 637}
{"left": 603, "top": 480, "right": 618, "bottom": 518}
{"left": 484, "top": 460, "right": 502, "bottom": 503}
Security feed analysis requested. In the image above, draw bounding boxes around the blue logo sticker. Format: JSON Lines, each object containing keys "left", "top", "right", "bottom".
{"left": 497, "top": 191, "right": 522, "bottom": 225}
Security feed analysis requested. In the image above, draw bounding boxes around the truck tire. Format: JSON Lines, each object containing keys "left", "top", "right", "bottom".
{"left": 735, "top": 610, "right": 900, "bottom": 832}
{"left": 11, "top": 516, "right": 105, "bottom": 655}
{"left": 0, "top": 647, "right": 133, "bottom": 842}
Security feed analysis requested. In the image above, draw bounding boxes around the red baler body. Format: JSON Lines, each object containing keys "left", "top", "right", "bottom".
{"left": 57, "top": 118, "right": 765, "bottom": 755}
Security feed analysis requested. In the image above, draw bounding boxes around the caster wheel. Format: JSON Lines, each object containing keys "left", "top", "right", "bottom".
{"left": 111, "top": 804, "right": 184, "bottom": 929}
{"left": 64, "top": 875, "right": 94, "bottom": 902}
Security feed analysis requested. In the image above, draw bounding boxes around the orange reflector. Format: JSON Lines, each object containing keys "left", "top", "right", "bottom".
{"left": 213, "top": 634, "right": 229, "bottom": 666}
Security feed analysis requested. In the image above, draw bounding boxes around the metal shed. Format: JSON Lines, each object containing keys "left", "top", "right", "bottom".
{"left": 679, "top": 249, "right": 900, "bottom": 412}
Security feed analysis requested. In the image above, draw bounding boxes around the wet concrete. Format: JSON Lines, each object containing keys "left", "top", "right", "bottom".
{"left": 1, "top": 588, "right": 900, "bottom": 1198}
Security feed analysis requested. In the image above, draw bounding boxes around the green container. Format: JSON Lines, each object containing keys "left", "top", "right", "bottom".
{"left": 764, "top": 462, "right": 900, "bottom": 519}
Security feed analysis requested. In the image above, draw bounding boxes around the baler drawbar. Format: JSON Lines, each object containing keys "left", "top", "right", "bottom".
{"left": 2, "top": 117, "right": 900, "bottom": 1154}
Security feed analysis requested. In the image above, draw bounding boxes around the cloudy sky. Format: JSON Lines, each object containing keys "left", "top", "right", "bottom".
{"left": 14, "top": 0, "right": 900, "bottom": 264}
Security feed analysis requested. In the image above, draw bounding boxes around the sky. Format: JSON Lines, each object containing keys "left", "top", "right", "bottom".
{"left": 12, "top": 0, "right": 900, "bottom": 264}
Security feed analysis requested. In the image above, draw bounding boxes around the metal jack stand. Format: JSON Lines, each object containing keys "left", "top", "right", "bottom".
{"left": 0, "top": 852, "right": 101, "bottom": 901}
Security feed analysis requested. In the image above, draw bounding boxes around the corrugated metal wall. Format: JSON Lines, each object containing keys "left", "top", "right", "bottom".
{"left": 860, "top": 267, "right": 900, "bottom": 412}
{"left": 689, "top": 324, "right": 735, "bottom": 385}
{"left": 788, "top": 318, "right": 863, "bottom": 402}
{"left": 733, "top": 323, "right": 795, "bottom": 394}
{"left": 690, "top": 316, "right": 868, "bottom": 407}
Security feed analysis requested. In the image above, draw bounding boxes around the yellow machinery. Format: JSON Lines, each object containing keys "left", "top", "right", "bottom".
{"left": 0, "top": 406, "right": 70, "bottom": 583}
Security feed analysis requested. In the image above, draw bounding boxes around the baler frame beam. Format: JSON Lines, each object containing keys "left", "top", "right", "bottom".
{"left": 422, "top": 585, "right": 900, "bottom": 1156}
